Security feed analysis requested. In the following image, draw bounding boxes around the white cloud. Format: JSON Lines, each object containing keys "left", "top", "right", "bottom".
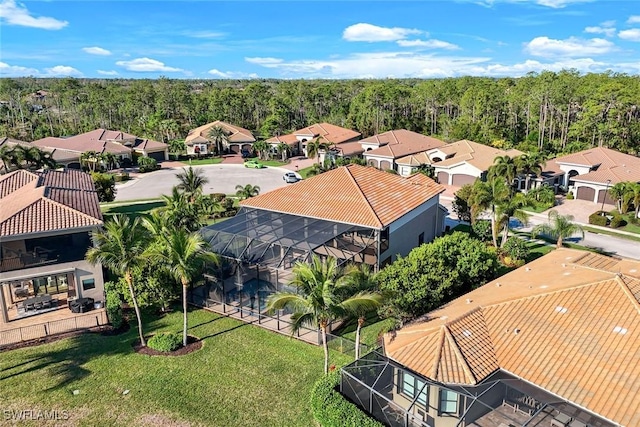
{"left": 45, "top": 65, "right": 82, "bottom": 77}
{"left": 397, "top": 39, "right": 460, "bottom": 50}
{"left": 584, "top": 21, "right": 616, "bottom": 37}
{"left": 97, "top": 70, "right": 119, "bottom": 76}
{"left": 471, "top": 58, "right": 608, "bottom": 76}
{"left": 525, "top": 36, "right": 615, "bottom": 57}
{"left": 245, "top": 57, "right": 284, "bottom": 65}
{"left": 627, "top": 16, "right": 640, "bottom": 24}
{"left": 469, "top": 0, "right": 593, "bottom": 8}
{"left": 115, "top": 57, "right": 183, "bottom": 72}
{"left": 0, "top": 61, "right": 38, "bottom": 76}
{"left": 82, "top": 46, "right": 111, "bottom": 56}
{"left": 182, "top": 30, "right": 226, "bottom": 39}
{"left": 0, "top": 0, "right": 68, "bottom": 30}
{"left": 343, "top": 23, "right": 421, "bottom": 42}
{"left": 619, "top": 28, "right": 640, "bottom": 42}
{"left": 207, "top": 69, "right": 258, "bottom": 79}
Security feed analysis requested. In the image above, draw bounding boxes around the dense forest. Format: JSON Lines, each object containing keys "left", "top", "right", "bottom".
{"left": 1, "top": 70, "right": 639, "bottom": 156}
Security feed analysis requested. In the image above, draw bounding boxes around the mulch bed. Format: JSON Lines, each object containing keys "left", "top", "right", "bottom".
{"left": 132, "top": 335, "right": 202, "bottom": 356}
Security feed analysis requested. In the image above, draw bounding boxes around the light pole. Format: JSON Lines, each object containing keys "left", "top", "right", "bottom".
{"left": 601, "top": 179, "right": 611, "bottom": 213}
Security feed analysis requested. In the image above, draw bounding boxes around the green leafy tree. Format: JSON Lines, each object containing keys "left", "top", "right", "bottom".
{"left": 176, "top": 166, "right": 209, "bottom": 201}
{"left": 0, "top": 145, "right": 17, "bottom": 171}
{"left": 207, "top": 126, "right": 228, "bottom": 155}
{"left": 160, "top": 187, "right": 206, "bottom": 232}
{"left": 609, "top": 182, "right": 631, "bottom": 214}
{"left": 306, "top": 137, "right": 329, "bottom": 164}
{"left": 626, "top": 182, "right": 640, "bottom": 218}
{"left": 266, "top": 256, "right": 381, "bottom": 373}
{"left": 276, "top": 142, "right": 290, "bottom": 162}
{"left": 495, "top": 192, "right": 531, "bottom": 247}
{"left": 526, "top": 184, "right": 555, "bottom": 208}
{"left": 86, "top": 215, "right": 150, "bottom": 346}
{"left": 452, "top": 184, "right": 473, "bottom": 222}
{"left": 91, "top": 172, "right": 116, "bottom": 202}
{"left": 469, "top": 177, "right": 510, "bottom": 247}
{"left": 252, "top": 140, "right": 270, "bottom": 160}
{"left": 502, "top": 237, "right": 530, "bottom": 262}
{"left": 80, "top": 150, "right": 102, "bottom": 172}
{"left": 532, "top": 210, "right": 585, "bottom": 248}
{"left": 235, "top": 184, "right": 260, "bottom": 200}
{"left": 515, "top": 153, "right": 545, "bottom": 192}
{"left": 169, "top": 139, "right": 186, "bottom": 156}
{"left": 488, "top": 155, "right": 518, "bottom": 191}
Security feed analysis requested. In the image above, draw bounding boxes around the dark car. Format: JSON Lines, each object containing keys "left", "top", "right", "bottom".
{"left": 241, "top": 149, "right": 253, "bottom": 158}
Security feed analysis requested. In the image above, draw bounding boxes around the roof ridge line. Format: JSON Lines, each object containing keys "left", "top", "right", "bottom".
{"left": 432, "top": 327, "right": 446, "bottom": 379}
{"left": 444, "top": 326, "right": 477, "bottom": 384}
{"left": 344, "top": 166, "right": 384, "bottom": 229}
{"left": 615, "top": 275, "right": 640, "bottom": 315}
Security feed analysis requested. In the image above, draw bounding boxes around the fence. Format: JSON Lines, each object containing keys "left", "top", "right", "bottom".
{"left": 0, "top": 310, "right": 109, "bottom": 349}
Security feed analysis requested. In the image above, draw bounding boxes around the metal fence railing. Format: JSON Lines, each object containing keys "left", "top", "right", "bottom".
{"left": 0, "top": 310, "right": 109, "bottom": 349}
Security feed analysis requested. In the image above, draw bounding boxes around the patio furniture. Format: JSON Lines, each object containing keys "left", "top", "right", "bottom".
{"left": 551, "top": 413, "right": 572, "bottom": 427}
{"left": 22, "top": 294, "right": 53, "bottom": 312}
{"left": 14, "top": 287, "right": 29, "bottom": 298}
{"left": 69, "top": 297, "right": 94, "bottom": 313}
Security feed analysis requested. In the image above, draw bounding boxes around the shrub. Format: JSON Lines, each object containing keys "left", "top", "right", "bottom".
{"left": 148, "top": 332, "right": 182, "bottom": 352}
{"left": 566, "top": 191, "right": 574, "bottom": 200}
{"left": 472, "top": 220, "right": 492, "bottom": 242}
{"left": 112, "top": 172, "right": 130, "bottom": 182}
{"left": 209, "top": 193, "right": 226, "bottom": 202}
{"left": 610, "top": 216, "right": 627, "bottom": 228}
{"left": 588, "top": 211, "right": 608, "bottom": 226}
{"left": 91, "top": 172, "right": 116, "bottom": 202}
{"left": 629, "top": 215, "right": 638, "bottom": 225}
{"left": 310, "top": 371, "right": 384, "bottom": 427}
{"left": 502, "top": 237, "right": 530, "bottom": 262}
{"left": 105, "top": 281, "right": 124, "bottom": 330}
{"left": 138, "top": 156, "right": 160, "bottom": 173}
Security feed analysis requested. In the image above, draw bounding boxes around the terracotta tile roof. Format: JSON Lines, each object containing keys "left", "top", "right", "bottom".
{"left": 294, "top": 122, "right": 361, "bottom": 145}
{"left": 31, "top": 128, "right": 167, "bottom": 155}
{"left": 395, "top": 152, "right": 431, "bottom": 167}
{"left": 0, "top": 137, "right": 77, "bottom": 165}
{"left": 240, "top": 164, "right": 443, "bottom": 229}
{"left": 421, "top": 140, "right": 523, "bottom": 172}
{"left": 0, "top": 169, "right": 102, "bottom": 237}
{"left": 554, "top": 147, "right": 640, "bottom": 185}
{"left": 265, "top": 134, "right": 300, "bottom": 147}
{"left": 331, "top": 140, "right": 365, "bottom": 156}
{"left": 362, "top": 130, "right": 446, "bottom": 159}
{"left": 384, "top": 248, "right": 640, "bottom": 426}
{"left": 185, "top": 121, "right": 255, "bottom": 144}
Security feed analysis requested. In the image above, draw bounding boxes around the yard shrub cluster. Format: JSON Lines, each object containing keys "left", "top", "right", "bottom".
{"left": 104, "top": 281, "right": 124, "bottom": 330}
{"left": 501, "top": 237, "right": 529, "bottom": 265}
{"left": 310, "top": 371, "right": 384, "bottom": 427}
{"left": 588, "top": 211, "right": 608, "bottom": 226}
{"left": 471, "top": 220, "right": 493, "bottom": 242}
{"left": 610, "top": 214, "right": 627, "bottom": 228}
{"left": 147, "top": 332, "right": 182, "bottom": 352}
{"left": 138, "top": 156, "right": 160, "bottom": 173}
{"left": 91, "top": 172, "right": 116, "bottom": 202}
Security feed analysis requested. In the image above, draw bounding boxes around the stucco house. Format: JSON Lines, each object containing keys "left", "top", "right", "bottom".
{"left": 267, "top": 123, "right": 361, "bottom": 162}
{"left": 0, "top": 169, "right": 107, "bottom": 340}
{"left": 0, "top": 137, "right": 78, "bottom": 171}
{"left": 361, "top": 130, "right": 447, "bottom": 173}
{"left": 342, "top": 249, "right": 640, "bottom": 427}
{"left": 552, "top": 147, "right": 640, "bottom": 204}
{"left": 185, "top": 121, "right": 256, "bottom": 156}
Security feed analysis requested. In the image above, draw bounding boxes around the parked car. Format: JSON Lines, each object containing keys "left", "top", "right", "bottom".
{"left": 244, "top": 160, "right": 264, "bottom": 169}
{"left": 283, "top": 172, "right": 301, "bottom": 183}
{"left": 241, "top": 149, "right": 253, "bottom": 158}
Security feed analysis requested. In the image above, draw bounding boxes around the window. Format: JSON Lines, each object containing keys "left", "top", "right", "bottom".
{"left": 438, "top": 389, "right": 458, "bottom": 415}
{"left": 398, "top": 372, "right": 428, "bottom": 407}
{"left": 418, "top": 232, "right": 425, "bottom": 245}
{"left": 82, "top": 278, "right": 95, "bottom": 291}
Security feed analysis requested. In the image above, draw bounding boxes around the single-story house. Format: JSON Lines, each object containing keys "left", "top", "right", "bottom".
{"left": 361, "top": 130, "right": 447, "bottom": 173}
{"left": 0, "top": 137, "right": 78, "bottom": 171}
{"left": 269, "top": 123, "right": 361, "bottom": 162}
{"left": 342, "top": 249, "right": 640, "bottom": 427}
{"left": 185, "top": 120, "right": 256, "bottom": 155}
{"left": 264, "top": 133, "right": 302, "bottom": 158}
{"left": 31, "top": 128, "right": 169, "bottom": 166}
{"left": 0, "top": 169, "right": 106, "bottom": 329}
{"left": 553, "top": 147, "right": 640, "bottom": 204}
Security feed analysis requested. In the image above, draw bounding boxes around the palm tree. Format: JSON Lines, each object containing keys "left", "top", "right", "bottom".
{"left": 207, "top": 126, "right": 228, "bottom": 155}
{"left": 488, "top": 155, "right": 518, "bottom": 192}
{"left": 627, "top": 182, "right": 640, "bottom": 218}
{"left": 235, "top": 184, "right": 260, "bottom": 200}
{"left": 12, "top": 145, "right": 57, "bottom": 170}
{"left": 176, "top": 167, "right": 209, "bottom": 201}
{"left": 145, "top": 228, "right": 219, "bottom": 347}
{"left": 86, "top": 215, "right": 150, "bottom": 346}
{"left": 252, "top": 141, "right": 270, "bottom": 160}
{"left": 0, "top": 145, "right": 17, "bottom": 171}
{"left": 532, "top": 210, "right": 585, "bottom": 248}
{"left": 160, "top": 187, "right": 204, "bottom": 232}
{"left": 80, "top": 150, "right": 101, "bottom": 172}
{"left": 305, "top": 137, "right": 329, "bottom": 164}
{"left": 341, "top": 264, "right": 383, "bottom": 360}
{"left": 102, "top": 152, "right": 118, "bottom": 171}
{"left": 469, "top": 177, "right": 510, "bottom": 247}
{"left": 495, "top": 193, "right": 530, "bottom": 247}
{"left": 266, "top": 256, "right": 381, "bottom": 373}
{"left": 516, "top": 153, "right": 545, "bottom": 192}
{"left": 609, "top": 182, "right": 630, "bottom": 214}
{"left": 526, "top": 184, "right": 555, "bottom": 207}
{"left": 276, "top": 142, "right": 290, "bottom": 162}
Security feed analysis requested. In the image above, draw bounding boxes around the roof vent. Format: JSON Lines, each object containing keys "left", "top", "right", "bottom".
{"left": 613, "top": 326, "right": 628, "bottom": 335}
{"left": 525, "top": 267, "right": 531, "bottom": 271}
{"left": 562, "top": 263, "right": 566, "bottom": 268}
{"left": 440, "top": 316, "right": 448, "bottom": 320}
{"left": 463, "top": 330, "right": 472, "bottom": 337}
{"left": 555, "top": 306, "right": 568, "bottom": 314}
{"left": 630, "top": 269, "right": 638, "bottom": 273}
{"left": 514, "top": 328, "right": 521, "bottom": 335}
{"left": 466, "top": 298, "right": 472, "bottom": 304}
{"left": 540, "top": 285, "right": 548, "bottom": 289}
{"left": 496, "top": 282, "right": 501, "bottom": 287}
{"left": 563, "top": 272, "right": 571, "bottom": 276}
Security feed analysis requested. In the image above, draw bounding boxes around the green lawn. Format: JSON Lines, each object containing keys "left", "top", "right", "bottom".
{"left": 182, "top": 157, "right": 224, "bottom": 166}
{"left": 297, "top": 166, "right": 316, "bottom": 179}
{"left": 101, "top": 200, "right": 165, "bottom": 220}
{"left": 335, "top": 315, "right": 396, "bottom": 348}
{"left": 260, "top": 159, "right": 289, "bottom": 167}
{"left": 0, "top": 309, "right": 349, "bottom": 427}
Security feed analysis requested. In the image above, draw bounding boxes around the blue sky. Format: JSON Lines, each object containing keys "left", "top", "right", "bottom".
{"left": 1, "top": 0, "right": 639, "bottom": 79}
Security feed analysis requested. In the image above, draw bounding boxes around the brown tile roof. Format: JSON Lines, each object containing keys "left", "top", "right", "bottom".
{"left": 265, "top": 134, "right": 300, "bottom": 147}
{"left": 0, "top": 137, "right": 77, "bottom": 165}
{"left": 31, "top": 128, "right": 167, "bottom": 155}
{"left": 0, "top": 169, "right": 102, "bottom": 237}
{"left": 294, "top": 122, "right": 361, "bottom": 145}
{"left": 185, "top": 121, "right": 256, "bottom": 144}
{"left": 418, "top": 140, "right": 523, "bottom": 172}
{"left": 554, "top": 147, "right": 640, "bottom": 185}
{"left": 384, "top": 248, "right": 640, "bottom": 426}
{"left": 240, "top": 164, "right": 443, "bottom": 229}
{"left": 331, "top": 140, "right": 365, "bottom": 156}
{"left": 362, "top": 130, "right": 446, "bottom": 159}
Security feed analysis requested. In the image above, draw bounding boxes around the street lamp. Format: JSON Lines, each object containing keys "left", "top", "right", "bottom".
{"left": 601, "top": 179, "right": 611, "bottom": 213}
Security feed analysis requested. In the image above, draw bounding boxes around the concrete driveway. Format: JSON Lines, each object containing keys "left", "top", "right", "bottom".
{"left": 115, "top": 164, "right": 290, "bottom": 201}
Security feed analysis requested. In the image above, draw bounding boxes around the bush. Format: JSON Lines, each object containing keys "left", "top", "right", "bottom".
{"left": 502, "top": 237, "right": 530, "bottom": 262}
{"left": 588, "top": 211, "right": 608, "bottom": 226}
{"left": 472, "top": 220, "right": 492, "bottom": 242}
{"left": 112, "top": 172, "right": 130, "bottom": 182}
{"left": 610, "top": 216, "right": 627, "bottom": 228}
{"left": 91, "top": 172, "right": 116, "bottom": 202}
{"left": 105, "top": 281, "right": 124, "bottom": 330}
{"left": 566, "top": 191, "right": 574, "bottom": 200}
{"left": 209, "top": 193, "right": 226, "bottom": 202}
{"left": 138, "top": 156, "right": 160, "bottom": 173}
{"left": 148, "top": 332, "right": 182, "bottom": 352}
{"left": 310, "top": 371, "right": 384, "bottom": 427}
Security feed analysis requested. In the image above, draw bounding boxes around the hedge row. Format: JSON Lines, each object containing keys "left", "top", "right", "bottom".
{"left": 310, "top": 371, "right": 384, "bottom": 427}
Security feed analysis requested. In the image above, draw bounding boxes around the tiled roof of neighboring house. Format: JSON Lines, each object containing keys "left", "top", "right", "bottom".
{"left": 395, "top": 152, "right": 431, "bottom": 167}
{"left": 554, "top": 147, "right": 640, "bottom": 184}
{"left": 31, "top": 129, "right": 167, "bottom": 155}
{"left": 425, "top": 140, "right": 522, "bottom": 171}
{"left": 240, "top": 164, "right": 443, "bottom": 229}
{"left": 294, "top": 123, "right": 361, "bottom": 144}
{"left": 185, "top": 121, "right": 256, "bottom": 144}
{"left": 384, "top": 248, "right": 640, "bottom": 427}
{"left": 0, "top": 169, "right": 102, "bottom": 237}
{"left": 266, "top": 134, "right": 301, "bottom": 147}
{"left": 331, "top": 140, "right": 365, "bottom": 157}
{"left": 0, "top": 137, "right": 78, "bottom": 166}
{"left": 362, "top": 130, "right": 446, "bottom": 159}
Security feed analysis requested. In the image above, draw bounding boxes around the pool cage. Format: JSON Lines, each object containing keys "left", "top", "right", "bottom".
{"left": 340, "top": 352, "right": 615, "bottom": 427}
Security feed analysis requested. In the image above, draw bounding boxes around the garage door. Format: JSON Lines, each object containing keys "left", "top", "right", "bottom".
{"left": 148, "top": 151, "right": 165, "bottom": 161}
{"left": 437, "top": 171, "right": 449, "bottom": 185}
{"left": 576, "top": 186, "right": 595, "bottom": 202}
{"left": 596, "top": 190, "right": 615, "bottom": 205}
{"left": 452, "top": 174, "right": 476, "bottom": 186}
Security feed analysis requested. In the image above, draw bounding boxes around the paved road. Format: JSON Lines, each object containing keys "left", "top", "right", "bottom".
{"left": 115, "top": 164, "right": 290, "bottom": 201}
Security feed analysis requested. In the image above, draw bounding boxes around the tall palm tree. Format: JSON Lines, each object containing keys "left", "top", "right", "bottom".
{"left": 276, "top": 142, "right": 290, "bottom": 162}
{"left": 176, "top": 166, "right": 209, "bottom": 201}
{"left": 266, "top": 256, "right": 381, "bottom": 373}
{"left": 207, "top": 126, "right": 228, "bottom": 155}
{"left": 532, "top": 210, "right": 585, "bottom": 248}
{"left": 488, "top": 155, "right": 518, "bottom": 192}
{"left": 235, "top": 184, "right": 260, "bottom": 200}
{"left": 609, "top": 182, "right": 630, "bottom": 214}
{"left": 305, "top": 137, "right": 329, "bottom": 164}
{"left": 0, "top": 145, "right": 17, "bottom": 171}
{"left": 145, "top": 228, "right": 219, "bottom": 347}
{"left": 627, "top": 182, "right": 640, "bottom": 218}
{"left": 80, "top": 150, "right": 101, "bottom": 172}
{"left": 516, "top": 153, "right": 545, "bottom": 192}
{"left": 340, "top": 264, "right": 383, "bottom": 360}
{"left": 160, "top": 187, "right": 204, "bottom": 232}
{"left": 102, "top": 152, "right": 118, "bottom": 171}
{"left": 86, "top": 215, "right": 150, "bottom": 346}
{"left": 469, "top": 177, "right": 510, "bottom": 247}
{"left": 495, "top": 193, "right": 531, "bottom": 247}
{"left": 252, "top": 141, "right": 270, "bottom": 160}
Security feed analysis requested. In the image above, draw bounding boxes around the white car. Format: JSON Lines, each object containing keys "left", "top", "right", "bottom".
{"left": 283, "top": 172, "right": 301, "bottom": 183}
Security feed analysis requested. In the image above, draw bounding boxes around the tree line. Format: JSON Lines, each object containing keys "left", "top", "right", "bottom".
{"left": 1, "top": 70, "right": 640, "bottom": 157}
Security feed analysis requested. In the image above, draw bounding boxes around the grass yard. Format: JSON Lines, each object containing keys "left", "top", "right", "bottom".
{"left": 182, "top": 157, "right": 224, "bottom": 166}
{"left": 0, "top": 309, "right": 349, "bottom": 427}
{"left": 336, "top": 315, "right": 396, "bottom": 348}
{"left": 297, "top": 166, "right": 316, "bottom": 179}
{"left": 260, "top": 160, "right": 289, "bottom": 167}
{"left": 101, "top": 200, "right": 165, "bottom": 220}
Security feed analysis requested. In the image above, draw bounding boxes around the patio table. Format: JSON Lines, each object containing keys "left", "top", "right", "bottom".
{"left": 23, "top": 294, "right": 53, "bottom": 311}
